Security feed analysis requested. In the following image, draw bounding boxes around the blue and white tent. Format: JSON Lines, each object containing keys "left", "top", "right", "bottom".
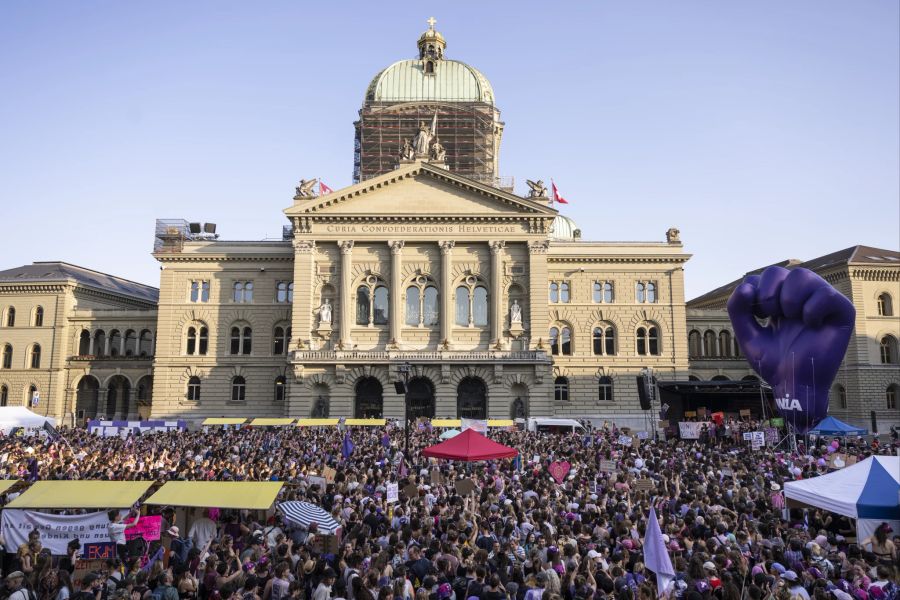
{"left": 808, "top": 416, "right": 868, "bottom": 436}
{"left": 784, "top": 456, "right": 899, "bottom": 540}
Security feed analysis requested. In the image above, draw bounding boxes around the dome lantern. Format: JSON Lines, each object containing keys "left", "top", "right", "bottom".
{"left": 418, "top": 17, "right": 446, "bottom": 67}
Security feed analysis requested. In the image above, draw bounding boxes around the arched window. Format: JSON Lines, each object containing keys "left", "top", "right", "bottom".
{"left": 637, "top": 323, "right": 661, "bottom": 356}
{"left": 887, "top": 384, "right": 898, "bottom": 410}
{"left": 830, "top": 384, "right": 847, "bottom": 409}
{"left": 138, "top": 330, "right": 152, "bottom": 357}
{"left": 877, "top": 293, "right": 893, "bottom": 316}
{"left": 29, "top": 344, "right": 40, "bottom": 369}
{"left": 719, "top": 331, "right": 732, "bottom": 358}
{"left": 187, "top": 327, "right": 197, "bottom": 355}
{"left": 27, "top": 385, "right": 37, "bottom": 406}
{"left": 288, "top": 282, "right": 294, "bottom": 303}
{"left": 198, "top": 326, "right": 208, "bottom": 355}
{"left": 549, "top": 282, "right": 559, "bottom": 303}
{"left": 187, "top": 325, "right": 208, "bottom": 355}
{"left": 231, "top": 376, "right": 246, "bottom": 402}
{"left": 561, "top": 327, "right": 572, "bottom": 355}
{"left": 94, "top": 330, "right": 106, "bottom": 357}
{"left": 274, "top": 376, "right": 286, "bottom": 402}
{"left": 592, "top": 325, "right": 616, "bottom": 356}
{"left": 33, "top": 307, "right": 43, "bottom": 327}
{"left": 593, "top": 282, "right": 602, "bottom": 303}
{"left": 405, "top": 286, "right": 420, "bottom": 326}
{"left": 356, "top": 277, "right": 389, "bottom": 325}
{"left": 276, "top": 282, "right": 289, "bottom": 303}
{"left": 273, "top": 326, "right": 288, "bottom": 355}
{"left": 703, "top": 330, "right": 717, "bottom": 358}
{"left": 456, "top": 286, "right": 470, "bottom": 326}
{"left": 604, "top": 282, "right": 614, "bottom": 303}
{"left": 560, "top": 282, "right": 570, "bottom": 303}
{"left": 473, "top": 287, "right": 488, "bottom": 326}
{"left": 5, "top": 307, "right": 15, "bottom": 327}
{"left": 598, "top": 376, "right": 614, "bottom": 402}
{"left": 124, "top": 330, "right": 137, "bottom": 356}
{"left": 0, "top": 385, "right": 6, "bottom": 407}
{"left": 550, "top": 327, "right": 560, "bottom": 355}
{"left": 108, "top": 330, "right": 121, "bottom": 357}
{"left": 230, "top": 326, "right": 252, "bottom": 355}
{"left": 2, "top": 344, "right": 12, "bottom": 369}
{"left": 636, "top": 283, "right": 645, "bottom": 303}
{"left": 880, "top": 335, "right": 898, "bottom": 364}
{"left": 233, "top": 281, "right": 253, "bottom": 303}
{"left": 423, "top": 286, "right": 438, "bottom": 326}
{"left": 79, "top": 330, "right": 91, "bottom": 356}
{"left": 711, "top": 375, "right": 730, "bottom": 381}
{"left": 646, "top": 282, "right": 657, "bottom": 303}
{"left": 554, "top": 377, "right": 569, "bottom": 403}
{"left": 187, "top": 376, "right": 201, "bottom": 402}
{"left": 688, "top": 330, "right": 701, "bottom": 358}
{"left": 733, "top": 337, "right": 742, "bottom": 358}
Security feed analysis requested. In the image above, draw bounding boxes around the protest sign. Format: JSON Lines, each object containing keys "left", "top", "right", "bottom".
{"left": 82, "top": 543, "right": 116, "bottom": 560}
{"left": 697, "top": 407, "right": 707, "bottom": 417}
{"left": 73, "top": 559, "right": 105, "bottom": 584}
{"left": 683, "top": 411, "right": 697, "bottom": 418}
{"left": 739, "top": 409, "right": 751, "bottom": 418}
{"left": 749, "top": 431, "right": 765, "bottom": 449}
{"left": 599, "top": 459, "right": 617, "bottom": 473}
{"left": 323, "top": 467, "right": 336, "bottom": 484}
{"left": 636, "top": 431, "right": 650, "bottom": 440}
{"left": 617, "top": 435, "right": 632, "bottom": 446}
{"left": 386, "top": 483, "right": 399, "bottom": 504}
{"left": 633, "top": 480, "right": 654, "bottom": 492}
{"left": 430, "top": 468, "right": 442, "bottom": 485}
{"left": 402, "top": 483, "right": 419, "bottom": 499}
{"left": 454, "top": 478, "right": 476, "bottom": 496}
{"left": 125, "top": 515, "right": 161, "bottom": 542}
{"left": 658, "top": 420, "right": 669, "bottom": 429}
{"left": 678, "top": 421, "right": 706, "bottom": 439}
{"left": 1, "top": 510, "right": 113, "bottom": 556}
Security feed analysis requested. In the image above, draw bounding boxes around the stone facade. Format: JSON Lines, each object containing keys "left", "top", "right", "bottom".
{"left": 687, "top": 246, "right": 900, "bottom": 432}
{"left": 0, "top": 263, "right": 158, "bottom": 425}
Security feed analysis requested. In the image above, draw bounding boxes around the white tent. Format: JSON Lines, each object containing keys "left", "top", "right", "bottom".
{"left": 0, "top": 406, "right": 57, "bottom": 434}
{"left": 784, "top": 456, "right": 899, "bottom": 540}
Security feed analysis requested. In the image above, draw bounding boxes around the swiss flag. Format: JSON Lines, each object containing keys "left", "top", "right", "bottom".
{"left": 319, "top": 181, "right": 334, "bottom": 195}
{"left": 551, "top": 181, "right": 569, "bottom": 204}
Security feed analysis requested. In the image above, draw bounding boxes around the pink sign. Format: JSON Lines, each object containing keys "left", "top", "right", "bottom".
{"left": 548, "top": 461, "right": 571, "bottom": 484}
{"left": 125, "top": 515, "right": 162, "bottom": 542}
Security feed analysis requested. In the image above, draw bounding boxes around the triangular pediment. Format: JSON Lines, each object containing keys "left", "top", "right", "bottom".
{"left": 284, "top": 162, "right": 557, "bottom": 219}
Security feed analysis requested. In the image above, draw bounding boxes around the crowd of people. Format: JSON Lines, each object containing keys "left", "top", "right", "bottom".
{"left": 0, "top": 422, "right": 896, "bottom": 600}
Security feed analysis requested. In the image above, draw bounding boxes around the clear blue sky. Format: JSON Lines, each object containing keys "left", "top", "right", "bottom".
{"left": 2, "top": 1, "right": 897, "bottom": 298}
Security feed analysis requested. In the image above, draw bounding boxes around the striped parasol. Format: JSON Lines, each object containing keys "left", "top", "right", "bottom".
{"left": 278, "top": 501, "right": 340, "bottom": 534}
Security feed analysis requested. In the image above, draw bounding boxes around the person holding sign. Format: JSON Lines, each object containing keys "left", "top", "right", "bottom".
{"left": 107, "top": 509, "right": 140, "bottom": 563}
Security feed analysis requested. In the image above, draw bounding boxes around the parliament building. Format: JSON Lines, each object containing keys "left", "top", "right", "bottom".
{"left": 1, "top": 23, "right": 896, "bottom": 430}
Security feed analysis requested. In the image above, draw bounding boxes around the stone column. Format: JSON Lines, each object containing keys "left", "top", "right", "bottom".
{"left": 96, "top": 389, "right": 107, "bottom": 419}
{"left": 339, "top": 241, "right": 354, "bottom": 348}
{"left": 528, "top": 241, "right": 550, "bottom": 350}
{"left": 489, "top": 241, "right": 505, "bottom": 346}
{"left": 389, "top": 241, "right": 404, "bottom": 346}
{"left": 290, "top": 239, "right": 316, "bottom": 351}
{"left": 439, "top": 241, "right": 455, "bottom": 348}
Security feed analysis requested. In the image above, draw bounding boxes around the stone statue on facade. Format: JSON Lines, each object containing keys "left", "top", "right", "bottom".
{"left": 413, "top": 121, "right": 433, "bottom": 156}
{"left": 319, "top": 299, "right": 332, "bottom": 325}
{"left": 430, "top": 137, "right": 446, "bottom": 162}
{"left": 510, "top": 299, "right": 522, "bottom": 324}
{"left": 512, "top": 397, "right": 526, "bottom": 419}
{"left": 400, "top": 139, "right": 415, "bottom": 161}
{"left": 526, "top": 179, "right": 548, "bottom": 199}
{"left": 666, "top": 227, "right": 681, "bottom": 243}
{"left": 312, "top": 396, "right": 328, "bottom": 418}
{"left": 294, "top": 178, "right": 318, "bottom": 198}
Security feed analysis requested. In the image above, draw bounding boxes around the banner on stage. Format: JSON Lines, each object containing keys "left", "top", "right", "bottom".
{"left": 88, "top": 420, "right": 186, "bottom": 437}
{"left": 1, "top": 510, "right": 113, "bottom": 555}
{"left": 678, "top": 421, "right": 708, "bottom": 439}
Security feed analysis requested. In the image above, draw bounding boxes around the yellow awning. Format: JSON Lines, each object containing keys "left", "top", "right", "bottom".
{"left": 144, "top": 481, "right": 284, "bottom": 510}
{"left": 0, "top": 480, "right": 19, "bottom": 495}
{"left": 6, "top": 481, "right": 154, "bottom": 509}
{"left": 250, "top": 418, "right": 295, "bottom": 426}
{"left": 295, "top": 419, "right": 340, "bottom": 426}
{"left": 488, "top": 420, "right": 514, "bottom": 427}
{"left": 202, "top": 418, "right": 247, "bottom": 425}
{"left": 431, "top": 419, "right": 461, "bottom": 427}
{"left": 343, "top": 418, "right": 386, "bottom": 426}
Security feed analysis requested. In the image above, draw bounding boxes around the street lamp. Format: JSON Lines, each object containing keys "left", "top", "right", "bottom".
{"left": 394, "top": 362, "right": 412, "bottom": 458}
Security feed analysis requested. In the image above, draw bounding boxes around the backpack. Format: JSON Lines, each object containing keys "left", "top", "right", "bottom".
{"left": 170, "top": 538, "right": 193, "bottom": 567}
{"left": 149, "top": 589, "right": 165, "bottom": 600}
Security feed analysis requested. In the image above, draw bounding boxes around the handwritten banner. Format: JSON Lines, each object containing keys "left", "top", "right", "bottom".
{"left": 1, "top": 510, "right": 112, "bottom": 555}
{"left": 125, "top": 515, "right": 161, "bottom": 542}
{"left": 678, "top": 421, "right": 708, "bottom": 439}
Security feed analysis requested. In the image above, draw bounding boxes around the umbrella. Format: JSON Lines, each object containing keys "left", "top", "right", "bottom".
{"left": 278, "top": 501, "right": 340, "bottom": 534}
{"left": 440, "top": 429, "right": 461, "bottom": 440}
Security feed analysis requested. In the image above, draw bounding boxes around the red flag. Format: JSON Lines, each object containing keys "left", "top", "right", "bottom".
{"left": 319, "top": 181, "right": 334, "bottom": 195}
{"left": 551, "top": 181, "right": 569, "bottom": 204}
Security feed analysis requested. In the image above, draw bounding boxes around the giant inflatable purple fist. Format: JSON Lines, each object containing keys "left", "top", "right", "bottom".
{"left": 727, "top": 266, "right": 855, "bottom": 433}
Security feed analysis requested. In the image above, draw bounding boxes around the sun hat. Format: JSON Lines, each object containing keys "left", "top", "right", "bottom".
{"left": 781, "top": 571, "right": 799, "bottom": 582}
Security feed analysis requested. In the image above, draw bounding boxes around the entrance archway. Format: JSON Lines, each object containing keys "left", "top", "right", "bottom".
{"left": 135, "top": 376, "right": 153, "bottom": 420}
{"left": 457, "top": 377, "right": 487, "bottom": 419}
{"left": 105, "top": 375, "right": 131, "bottom": 420}
{"left": 76, "top": 375, "right": 100, "bottom": 422}
{"left": 407, "top": 377, "right": 435, "bottom": 419}
{"left": 354, "top": 377, "right": 383, "bottom": 418}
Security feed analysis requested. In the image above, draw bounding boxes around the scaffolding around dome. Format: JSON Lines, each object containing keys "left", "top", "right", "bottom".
{"left": 353, "top": 20, "right": 505, "bottom": 188}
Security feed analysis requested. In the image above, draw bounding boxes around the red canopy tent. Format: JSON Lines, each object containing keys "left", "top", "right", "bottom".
{"left": 422, "top": 428, "right": 518, "bottom": 462}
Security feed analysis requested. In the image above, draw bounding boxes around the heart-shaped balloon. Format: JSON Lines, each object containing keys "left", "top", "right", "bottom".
{"left": 548, "top": 461, "right": 571, "bottom": 484}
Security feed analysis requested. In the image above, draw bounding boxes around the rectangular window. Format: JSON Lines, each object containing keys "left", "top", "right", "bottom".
{"left": 190, "top": 280, "right": 210, "bottom": 303}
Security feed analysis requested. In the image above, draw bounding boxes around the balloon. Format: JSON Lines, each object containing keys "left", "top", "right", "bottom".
{"left": 831, "top": 440, "right": 840, "bottom": 449}
{"left": 817, "top": 458, "right": 826, "bottom": 467}
{"left": 826, "top": 446, "right": 835, "bottom": 454}
{"left": 727, "top": 267, "right": 855, "bottom": 433}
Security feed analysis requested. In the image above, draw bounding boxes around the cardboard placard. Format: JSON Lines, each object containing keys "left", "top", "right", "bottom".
{"left": 430, "top": 468, "right": 443, "bottom": 485}
{"left": 323, "top": 467, "right": 336, "bottom": 484}
{"left": 402, "top": 483, "right": 419, "bottom": 499}
{"left": 73, "top": 559, "right": 105, "bottom": 584}
{"left": 454, "top": 478, "right": 476, "bottom": 496}
{"left": 658, "top": 420, "right": 669, "bottom": 429}
{"left": 633, "top": 480, "right": 654, "bottom": 492}
{"left": 697, "top": 407, "right": 707, "bottom": 417}
{"left": 386, "top": 482, "right": 399, "bottom": 504}
{"left": 632, "top": 437, "right": 641, "bottom": 451}
{"left": 720, "top": 467, "right": 734, "bottom": 478}
{"left": 684, "top": 411, "right": 697, "bottom": 418}
{"left": 308, "top": 475, "right": 327, "bottom": 491}
{"left": 599, "top": 459, "right": 617, "bottom": 473}
{"left": 617, "top": 435, "right": 632, "bottom": 446}
{"left": 637, "top": 431, "right": 650, "bottom": 440}
{"left": 739, "top": 409, "right": 751, "bottom": 417}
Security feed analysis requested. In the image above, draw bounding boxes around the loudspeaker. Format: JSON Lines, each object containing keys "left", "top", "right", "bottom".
{"left": 188, "top": 222, "right": 202, "bottom": 234}
{"left": 203, "top": 222, "right": 217, "bottom": 234}
{"left": 871, "top": 410, "right": 878, "bottom": 434}
{"left": 394, "top": 381, "right": 406, "bottom": 395}
{"left": 637, "top": 376, "right": 651, "bottom": 410}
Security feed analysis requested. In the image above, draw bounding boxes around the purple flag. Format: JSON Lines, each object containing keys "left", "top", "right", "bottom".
{"left": 341, "top": 432, "right": 354, "bottom": 459}
{"left": 643, "top": 507, "right": 674, "bottom": 598}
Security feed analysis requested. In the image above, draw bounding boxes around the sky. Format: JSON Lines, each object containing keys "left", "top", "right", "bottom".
{"left": 1, "top": 1, "right": 898, "bottom": 299}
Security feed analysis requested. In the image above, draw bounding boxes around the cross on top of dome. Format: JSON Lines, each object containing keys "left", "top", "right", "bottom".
{"left": 418, "top": 16, "right": 446, "bottom": 60}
